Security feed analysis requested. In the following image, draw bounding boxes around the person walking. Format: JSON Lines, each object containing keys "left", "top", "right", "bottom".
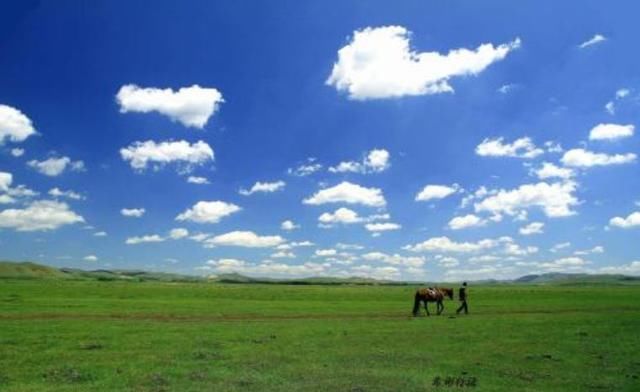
{"left": 456, "top": 282, "right": 469, "bottom": 315}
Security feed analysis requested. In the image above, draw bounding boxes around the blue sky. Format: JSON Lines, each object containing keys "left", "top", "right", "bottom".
{"left": 1, "top": 1, "right": 639, "bottom": 281}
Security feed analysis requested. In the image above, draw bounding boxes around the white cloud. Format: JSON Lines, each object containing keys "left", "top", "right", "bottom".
{"left": 126, "top": 234, "right": 165, "bottom": 245}
{"left": 93, "top": 231, "right": 107, "bottom": 237}
{"left": 405, "top": 236, "right": 500, "bottom": 253}
{"left": 609, "top": 211, "right": 640, "bottom": 229}
{"left": 599, "top": 261, "right": 640, "bottom": 276}
{"left": 520, "top": 257, "right": 590, "bottom": 272}
{"left": 329, "top": 149, "right": 390, "bottom": 174}
{"left": 176, "top": 201, "right": 240, "bottom": 224}
{"left": 48, "top": 188, "right": 84, "bottom": 200}
{"left": 605, "top": 89, "right": 632, "bottom": 115}
{"left": 550, "top": 242, "right": 571, "bottom": 253}
{"left": 497, "top": 83, "right": 516, "bottom": 94}
{"left": 561, "top": 148, "right": 636, "bottom": 168}
{"left": 519, "top": 222, "right": 544, "bottom": 236}
{"left": 204, "top": 231, "right": 284, "bottom": 248}
{"left": 475, "top": 137, "right": 543, "bottom": 159}
{"left": 588, "top": 123, "right": 634, "bottom": 141}
{"left": 303, "top": 181, "right": 385, "bottom": 207}
{"left": 326, "top": 25, "right": 520, "bottom": 100}
{"left": 0, "top": 180, "right": 38, "bottom": 204}
{"left": 415, "top": 184, "right": 460, "bottom": 202}
{"left": 120, "top": 140, "right": 214, "bottom": 171}
{"left": 0, "top": 172, "right": 12, "bottom": 192}
{"left": 574, "top": 246, "right": 604, "bottom": 256}
{"left": 336, "top": 242, "right": 364, "bottom": 250}
{"left": 0, "top": 200, "right": 84, "bottom": 231}
{"left": 169, "top": 228, "right": 189, "bottom": 239}
{"left": 84, "top": 255, "right": 98, "bottom": 262}
{"left": 474, "top": 181, "right": 579, "bottom": 218}
{"left": 532, "top": 162, "right": 574, "bottom": 180}
{"left": 121, "top": 208, "right": 145, "bottom": 218}
{"left": 616, "top": 88, "right": 631, "bottom": 99}
{"left": 281, "top": 220, "right": 300, "bottom": 231}
{"left": 187, "top": 176, "right": 210, "bottom": 185}
{"left": 0, "top": 104, "right": 37, "bottom": 144}
{"left": 239, "top": 180, "right": 286, "bottom": 196}
{"left": 364, "top": 222, "right": 401, "bottom": 232}
{"left": 579, "top": 34, "right": 606, "bottom": 49}
{"left": 318, "top": 207, "right": 363, "bottom": 225}
{"left": 448, "top": 214, "right": 486, "bottom": 230}
{"left": 288, "top": 159, "right": 322, "bottom": 177}
{"left": 28, "top": 156, "right": 85, "bottom": 177}
{"left": 605, "top": 101, "right": 615, "bottom": 115}
{"left": 204, "top": 259, "right": 329, "bottom": 278}
{"left": 116, "top": 84, "right": 223, "bottom": 128}
{"left": 11, "top": 148, "right": 25, "bottom": 157}
{"left": 315, "top": 249, "right": 337, "bottom": 257}
{"left": 271, "top": 251, "right": 295, "bottom": 259}
{"left": 437, "top": 256, "right": 460, "bottom": 268}
{"left": 349, "top": 265, "right": 401, "bottom": 280}
{"left": 361, "top": 252, "right": 425, "bottom": 267}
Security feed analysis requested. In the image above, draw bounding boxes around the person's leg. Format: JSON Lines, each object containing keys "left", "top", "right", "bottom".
{"left": 456, "top": 301, "right": 463, "bottom": 314}
{"left": 463, "top": 301, "right": 468, "bottom": 314}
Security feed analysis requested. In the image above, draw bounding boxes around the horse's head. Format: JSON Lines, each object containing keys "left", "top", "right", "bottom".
{"left": 445, "top": 288, "right": 454, "bottom": 299}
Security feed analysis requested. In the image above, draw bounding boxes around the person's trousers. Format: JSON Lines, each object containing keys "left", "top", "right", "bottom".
{"left": 456, "top": 300, "right": 468, "bottom": 314}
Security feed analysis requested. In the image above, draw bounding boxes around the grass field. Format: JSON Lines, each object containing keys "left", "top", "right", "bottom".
{"left": 1, "top": 279, "right": 639, "bottom": 391}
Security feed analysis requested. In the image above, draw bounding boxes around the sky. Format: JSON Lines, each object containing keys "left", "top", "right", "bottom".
{"left": 1, "top": 1, "right": 639, "bottom": 281}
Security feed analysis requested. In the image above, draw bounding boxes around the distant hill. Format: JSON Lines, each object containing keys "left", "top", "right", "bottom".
{"left": 0, "top": 261, "right": 72, "bottom": 279}
{"left": 1, "top": 261, "right": 639, "bottom": 285}
{"left": 513, "top": 272, "right": 640, "bottom": 285}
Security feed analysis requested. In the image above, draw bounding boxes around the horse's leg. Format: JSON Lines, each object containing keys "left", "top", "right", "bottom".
{"left": 424, "top": 300, "right": 430, "bottom": 316}
{"left": 412, "top": 293, "right": 421, "bottom": 316}
{"left": 438, "top": 301, "right": 444, "bottom": 315}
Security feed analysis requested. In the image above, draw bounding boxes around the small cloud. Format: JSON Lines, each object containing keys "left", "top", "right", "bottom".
{"left": 578, "top": 34, "right": 606, "bottom": 49}
{"left": 121, "top": 208, "right": 145, "bottom": 218}
{"left": 187, "top": 176, "right": 210, "bottom": 185}
{"left": 83, "top": 255, "right": 98, "bottom": 262}
{"left": 281, "top": 220, "right": 300, "bottom": 231}
{"left": 116, "top": 84, "right": 224, "bottom": 128}
{"left": 239, "top": 180, "right": 286, "bottom": 196}
{"left": 28, "top": 156, "right": 85, "bottom": 177}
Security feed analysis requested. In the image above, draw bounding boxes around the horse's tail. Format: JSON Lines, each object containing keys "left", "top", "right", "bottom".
{"left": 412, "top": 291, "right": 421, "bottom": 316}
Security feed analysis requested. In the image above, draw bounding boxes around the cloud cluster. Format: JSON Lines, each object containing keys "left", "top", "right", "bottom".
{"left": 561, "top": 149, "right": 636, "bottom": 168}
{"left": 326, "top": 25, "right": 520, "bottom": 100}
{"left": 28, "top": 156, "right": 85, "bottom": 177}
{"left": 176, "top": 200, "right": 240, "bottom": 224}
{"left": 448, "top": 214, "right": 486, "bottom": 230}
{"left": 609, "top": 212, "right": 640, "bottom": 229}
{"left": 589, "top": 123, "right": 634, "bottom": 141}
{"left": 239, "top": 180, "right": 286, "bottom": 196}
{"left": 121, "top": 208, "right": 145, "bottom": 217}
{"left": 203, "top": 231, "right": 285, "bottom": 248}
{"left": 475, "top": 137, "right": 543, "bottom": 159}
{"left": 120, "top": 140, "right": 214, "bottom": 171}
{"left": 474, "top": 181, "right": 579, "bottom": 218}
{"left": 329, "top": 149, "right": 390, "bottom": 174}
{"left": 304, "top": 181, "right": 386, "bottom": 207}
{"left": 0, "top": 104, "right": 37, "bottom": 144}
{"left": 116, "top": 84, "right": 224, "bottom": 128}
{"left": 0, "top": 200, "right": 84, "bottom": 231}
{"left": 415, "top": 184, "right": 460, "bottom": 202}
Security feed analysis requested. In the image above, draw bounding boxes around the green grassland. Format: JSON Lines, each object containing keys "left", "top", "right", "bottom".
{"left": 1, "top": 269, "right": 639, "bottom": 391}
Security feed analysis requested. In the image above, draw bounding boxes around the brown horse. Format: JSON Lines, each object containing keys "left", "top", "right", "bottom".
{"left": 412, "top": 287, "right": 454, "bottom": 316}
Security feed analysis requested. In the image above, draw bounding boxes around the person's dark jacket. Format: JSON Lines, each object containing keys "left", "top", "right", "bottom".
{"left": 458, "top": 287, "right": 467, "bottom": 301}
